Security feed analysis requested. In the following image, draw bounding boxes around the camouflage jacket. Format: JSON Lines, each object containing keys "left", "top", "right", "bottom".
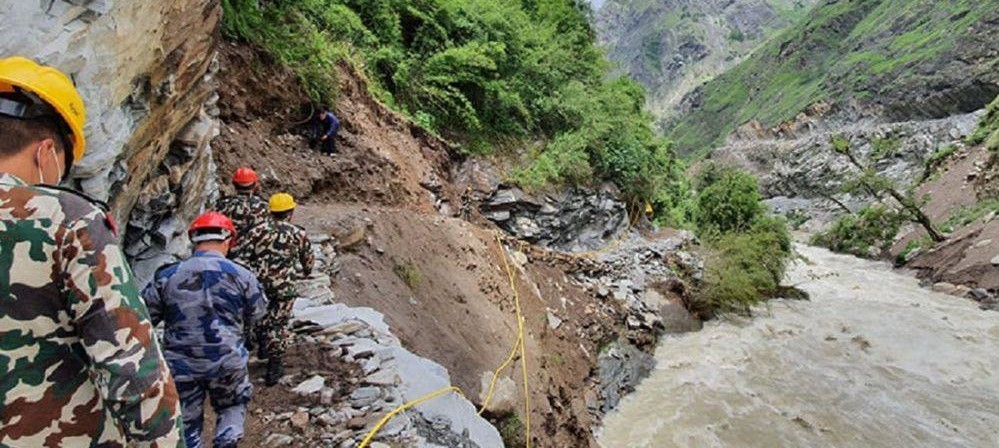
{"left": 141, "top": 251, "right": 267, "bottom": 376}
{"left": 231, "top": 220, "right": 314, "bottom": 296}
{"left": 0, "top": 173, "right": 184, "bottom": 448}
{"left": 214, "top": 192, "right": 269, "bottom": 237}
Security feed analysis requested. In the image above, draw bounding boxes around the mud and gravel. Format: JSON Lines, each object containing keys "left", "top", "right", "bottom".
{"left": 212, "top": 43, "right": 694, "bottom": 447}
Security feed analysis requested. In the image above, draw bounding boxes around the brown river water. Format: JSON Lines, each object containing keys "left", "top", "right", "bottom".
{"left": 599, "top": 244, "right": 999, "bottom": 447}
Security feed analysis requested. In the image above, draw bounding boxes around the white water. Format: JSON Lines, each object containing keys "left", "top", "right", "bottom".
{"left": 599, "top": 245, "right": 999, "bottom": 448}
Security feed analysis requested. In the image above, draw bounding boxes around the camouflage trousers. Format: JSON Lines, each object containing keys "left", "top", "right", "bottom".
{"left": 175, "top": 366, "right": 252, "bottom": 448}
{"left": 256, "top": 287, "right": 297, "bottom": 360}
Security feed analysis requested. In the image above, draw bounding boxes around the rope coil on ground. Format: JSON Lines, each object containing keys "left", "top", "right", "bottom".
{"left": 356, "top": 233, "right": 532, "bottom": 448}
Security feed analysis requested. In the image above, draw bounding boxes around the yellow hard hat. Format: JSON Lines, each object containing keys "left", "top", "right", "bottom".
{"left": 269, "top": 193, "right": 297, "bottom": 212}
{"left": 645, "top": 202, "right": 654, "bottom": 214}
{"left": 0, "top": 56, "right": 86, "bottom": 162}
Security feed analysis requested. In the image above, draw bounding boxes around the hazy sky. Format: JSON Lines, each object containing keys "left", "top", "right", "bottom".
{"left": 588, "top": 0, "right": 606, "bottom": 10}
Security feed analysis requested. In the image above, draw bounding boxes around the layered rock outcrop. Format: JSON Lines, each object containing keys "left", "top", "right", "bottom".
{"left": 0, "top": 0, "right": 221, "bottom": 284}
{"left": 479, "top": 184, "right": 630, "bottom": 252}
{"left": 712, "top": 110, "right": 984, "bottom": 229}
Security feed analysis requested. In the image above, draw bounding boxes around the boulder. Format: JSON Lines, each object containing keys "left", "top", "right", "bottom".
{"left": 597, "top": 339, "right": 655, "bottom": 414}
{"left": 546, "top": 311, "right": 563, "bottom": 330}
{"left": 292, "top": 375, "right": 325, "bottom": 396}
{"left": 477, "top": 371, "right": 517, "bottom": 414}
{"left": 481, "top": 184, "right": 629, "bottom": 252}
{"left": 290, "top": 411, "right": 310, "bottom": 430}
{"left": 264, "top": 433, "right": 294, "bottom": 447}
{"left": 337, "top": 227, "right": 367, "bottom": 251}
{"left": 931, "top": 282, "right": 961, "bottom": 295}
{"left": 969, "top": 288, "right": 992, "bottom": 301}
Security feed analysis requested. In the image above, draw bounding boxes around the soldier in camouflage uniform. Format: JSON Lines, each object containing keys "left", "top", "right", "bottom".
{"left": 214, "top": 167, "right": 269, "bottom": 353}
{"left": 214, "top": 167, "right": 269, "bottom": 241}
{"left": 0, "top": 56, "right": 184, "bottom": 447}
{"left": 142, "top": 212, "right": 267, "bottom": 448}
{"left": 231, "top": 193, "right": 314, "bottom": 385}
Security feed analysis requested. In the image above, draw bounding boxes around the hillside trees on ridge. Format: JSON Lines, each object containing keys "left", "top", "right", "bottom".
{"left": 221, "top": 0, "right": 687, "bottom": 215}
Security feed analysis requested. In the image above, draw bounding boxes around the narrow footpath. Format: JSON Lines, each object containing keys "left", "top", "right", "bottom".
{"left": 599, "top": 244, "right": 999, "bottom": 447}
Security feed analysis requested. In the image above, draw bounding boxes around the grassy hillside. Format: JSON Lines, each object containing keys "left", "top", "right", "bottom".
{"left": 222, "top": 0, "right": 687, "bottom": 210}
{"left": 666, "top": 0, "right": 999, "bottom": 156}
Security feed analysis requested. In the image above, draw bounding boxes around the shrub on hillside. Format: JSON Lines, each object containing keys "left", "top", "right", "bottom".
{"left": 691, "top": 216, "right": 793, "bottom": 316}
{"left": 694, "top": 166, "right": 765, "bottom": 234}
{"left": 810, "top": 204, "right": 904, "bottom": 257}
{"left": 221, "top": 0, "right": 684, "bottom": 211}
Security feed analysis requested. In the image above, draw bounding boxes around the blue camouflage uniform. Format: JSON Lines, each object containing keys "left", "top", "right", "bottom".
{"left": 142, "top": 250, "right": 267, "bottom": 448}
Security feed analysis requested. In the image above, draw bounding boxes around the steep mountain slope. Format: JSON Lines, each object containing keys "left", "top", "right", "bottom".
{"left": 666, "top": 0, "right": 999, "bottom": 156}
{"left": 596, "top": 0, "right": 817, "bottom": 126}
{"left": 212, "top": 42, "right": 704, "bottom": 447}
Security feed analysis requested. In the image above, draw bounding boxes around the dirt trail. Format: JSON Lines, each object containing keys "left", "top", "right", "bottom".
{"left": 294, "top": 202, "right": 636, "bottom": 446}
{"left": 212, "top": 43, "right": 678, "bottom": 447}
{"left": 599, "top": 244, "right": 999, "bottom": 447}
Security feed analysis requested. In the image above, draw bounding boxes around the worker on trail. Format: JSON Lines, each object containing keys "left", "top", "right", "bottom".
{"left": 142, "top": 212, "right": 266, "bottom": 448}
{"left": 215, "top": 166, "right": 269, "bottom": 237}
{"left": 311, "top": 104, "right": 340, "bottom": 156}
{"left": 0, "top": 56, "right": 184, "bottom": 446}
{"left": 231, "top": 193, "right": 314, "bottom": 385}
{"left": 460, "top": 186, "right": 476, "bottom": 219}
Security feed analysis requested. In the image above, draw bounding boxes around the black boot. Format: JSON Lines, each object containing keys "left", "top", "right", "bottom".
{"left": 265, "top": 357, "right": 284, "bottom": 386}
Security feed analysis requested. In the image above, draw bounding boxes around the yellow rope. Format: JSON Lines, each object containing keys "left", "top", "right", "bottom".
{"left": 477, "top": 330, "right": 522, "bottom": 415}
{"left": 357, "top": 234, "right": 533, "bottom": 448}
{"left": 493, "top": 234, "right": 531, "bottom": 448}
{"left": 356, "top": 386, "right": 465, "bottom": 448}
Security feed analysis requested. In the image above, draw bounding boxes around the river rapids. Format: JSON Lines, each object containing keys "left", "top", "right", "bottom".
{"left": 599, "top": 244, "right": 999, "bottom": 447}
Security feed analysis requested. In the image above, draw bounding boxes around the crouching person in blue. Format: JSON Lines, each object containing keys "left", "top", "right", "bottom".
{"left": 142, "top": 212, "right": 268, "bottom": 448}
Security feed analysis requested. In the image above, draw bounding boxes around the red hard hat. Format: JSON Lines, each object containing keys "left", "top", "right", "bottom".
{"left": 188, "top": 212, "right": 237, "bottom": 242}
{"left": 232, "top": 167, "right": 259, "bottom": 186}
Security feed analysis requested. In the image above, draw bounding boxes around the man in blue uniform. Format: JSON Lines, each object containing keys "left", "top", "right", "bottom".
{"left": 142, "top": 212, "right": 268, "bottom": 448}
{"left": 311, "top": 104, "right": 340, "bottom": 156}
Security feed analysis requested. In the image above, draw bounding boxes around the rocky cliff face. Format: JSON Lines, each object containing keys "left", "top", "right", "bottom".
{"left": 596, "top": 0, "right": 816, "bottom": 126}
{"left": 714, "top": 110, "right": 984, "bottom": 231}
{"left": 662, "top": 0, "right": 999, "bottom": 155}
{"left": 0, "top": 0, "right": 221, "bottom": 285}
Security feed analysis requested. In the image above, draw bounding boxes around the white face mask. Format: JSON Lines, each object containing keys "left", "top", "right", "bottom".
{"left": 36, "top": 145, "right": 63, "bottom": 185}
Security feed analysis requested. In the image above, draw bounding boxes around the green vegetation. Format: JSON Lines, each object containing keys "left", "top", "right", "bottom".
{"left": 694, "top": 166, "right": 764, "bottom": 233}
{"left": 896, "top": 236, "right": 931, "bottom": 266}
{"left": 696, "top": 216, "right": 793, "bottom": 316}
{"left": 222, "top": 0, "right": 682, "bottom": 208}
{"left": 941, "top": 199, "right": 999, "bottom": 233}
{"left": 785, "top": 210, "right": 810, "bottom": 230}
{"left": 870, "top": 135, "right": 902, "bottom": 161}
{"left": 690, "top": 164, "right": 793, "bottom": 315}
{"left": 498, "top": 414, "right": 525, "bottom": 448}
{"left": 811, "top": 205, "right": 905, "bottom": 258}
{"left": 921, "top": 144, "right": 959, "bottom": 182}
{"left": 394, "top": 260, "right": 422, "bottom": 289}
{"left": 834, "top": 135, "right": 945, "bottom": 242}
{"left": 220, "top": 1, "right": 799, "bottom": 315}
{"left": 968, "top": 94, "right": 999, "bottom": 153}
{"left": 728, "top": 27, "right": 745, "bottom": 42}
{"left": 667, "top": 0, "right": 997, "bottom": 156}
